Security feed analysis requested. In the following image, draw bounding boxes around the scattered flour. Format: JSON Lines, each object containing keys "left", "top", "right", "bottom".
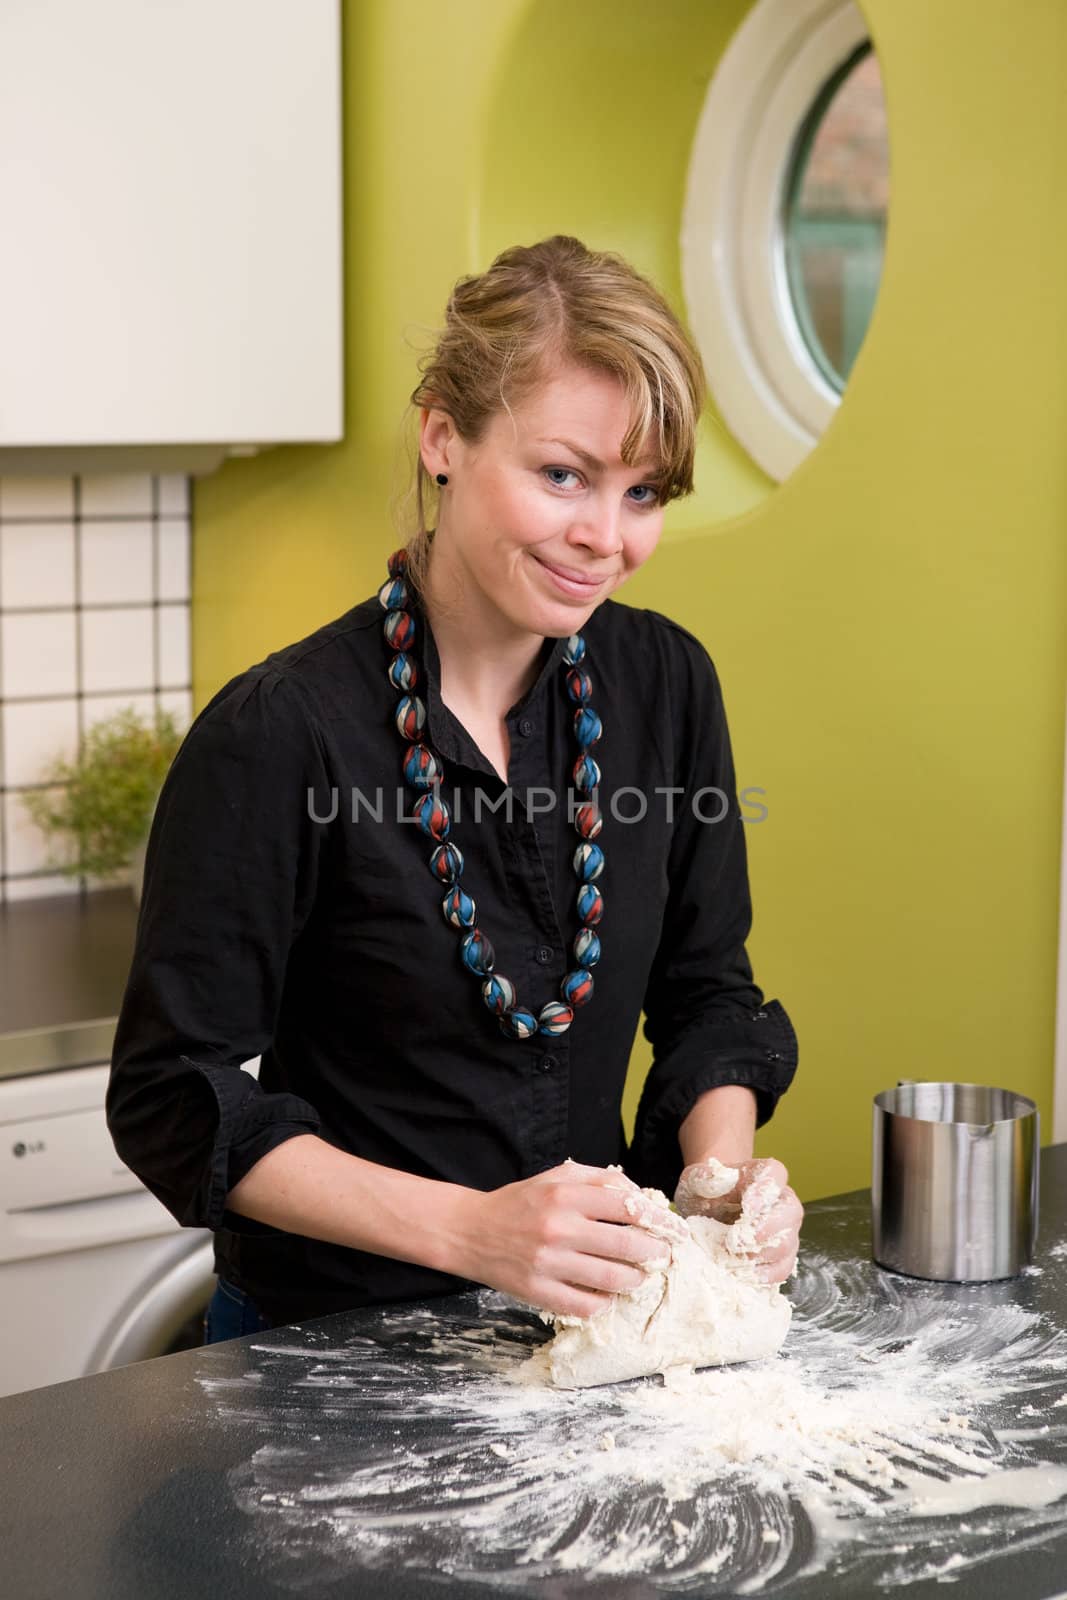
{"left": 198, "top": 1233, "right": 1067, "bottom": 1595}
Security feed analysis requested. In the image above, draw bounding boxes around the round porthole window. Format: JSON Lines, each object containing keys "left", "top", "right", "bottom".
{"left": 783, "top": 42, "right": 888, "bottom": 392}
{"left": 681, "top": 0, "right": 889, "bottom": 482}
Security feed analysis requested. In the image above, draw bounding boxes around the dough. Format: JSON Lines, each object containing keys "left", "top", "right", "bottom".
{"left": 524, "top": 1161, "right": 793, "bottom": 1389}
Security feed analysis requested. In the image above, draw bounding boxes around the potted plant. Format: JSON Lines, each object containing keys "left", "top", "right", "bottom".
{"left": 22, "top": 705, "right": 185, "bottom": 901}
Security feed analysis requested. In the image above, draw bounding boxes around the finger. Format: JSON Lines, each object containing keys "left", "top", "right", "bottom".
{"left": 539, "top": 1192, "right": 681, "bottom": 1273}
{"left": 740, "top": 1157, "right": 789, "bottom": 1192}
{"left": 582, "top": 1183, "right": 688, "bottom": 1243}
{"left": 533, "top": 1191, "right": 678, "bottom": 1275}
{"left": 736, "top": 1165, "right": 792, "bottom": 1229}
{"left": 562, "top": 1251, "right": 651, "bottom": 1297}
{"left": 737, "top": 1161, "right": 789, "bottom": 1214}
{"left": 755, "top": 1229, "right": 799, "bottom": 1266}
{"left": 580, "top": 1185, "right": 648, "bottom": 1225}
{"left": 753, "top": 1190, "right": 804, "bottom": 1244}
{"left": 621, "top": 1190, "right": 690, "bottom": 1243}
{"left": 757, "top": 1251, "right": 798, "bottom": 1285}
{"left": 574, "top": 1218, "right": 676, "bottom": 1271}
{"left": 531, "top": 1279, "right": 617, "bottom": 1320}
{"left": 532, "top": 1228, "right": 652, "bottom": 1296}
{"left": 754, "top": 1233, "right": 799, "bottom": 1265}
{"left": 557, "top": 1159, "right": 640, "bottom": 1190}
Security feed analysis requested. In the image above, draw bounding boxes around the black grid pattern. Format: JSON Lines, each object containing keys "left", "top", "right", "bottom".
{"left": 0, "top": 473, "right": 193, "bottom": 902}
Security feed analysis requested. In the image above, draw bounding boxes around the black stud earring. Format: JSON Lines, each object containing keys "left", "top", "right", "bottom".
{"left": 436, "top": 473, "right": 448, "bottom": 486}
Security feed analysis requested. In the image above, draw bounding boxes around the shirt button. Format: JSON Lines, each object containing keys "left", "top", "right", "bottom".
{"left": 537, "top": 1054, "right": 558, "bottom": 1074}
{"left": 535, "top": 946, "right": 554, "bottom": 965}
{"left": 519, "top": 717, "right": 535, "bottom": 737}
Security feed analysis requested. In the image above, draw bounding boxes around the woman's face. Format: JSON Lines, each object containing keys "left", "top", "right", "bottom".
{"left": 421, "top": 362, "right": 667, "bottom": 640}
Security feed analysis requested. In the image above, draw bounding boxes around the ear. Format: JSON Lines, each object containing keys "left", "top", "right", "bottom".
{"left": 419, "top": 404, "right": 455, "bottom": 479}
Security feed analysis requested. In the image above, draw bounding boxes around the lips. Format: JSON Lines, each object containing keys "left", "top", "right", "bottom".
{"left": 535, "top": 556, "right": 610, "bottom": 587}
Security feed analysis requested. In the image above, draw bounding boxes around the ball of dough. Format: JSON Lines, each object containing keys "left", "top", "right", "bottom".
{"left": 524, "top": 1171, "right": 793, "bottom": 1389}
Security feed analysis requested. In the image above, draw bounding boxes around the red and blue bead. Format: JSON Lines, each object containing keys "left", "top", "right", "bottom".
{"left": 575, "top": 801, "right": 602, "bottom": 839}
{"left": 413, "top": 792, "right": 450, "bottom": 840}
{"left": 384, "top": 610, "right": 416, "bottom": 652}
{"left": 442, "top": 883, "right": 476, "bottom": 927}
{"left": 577, "top": 884, "right": 604, "bottom": 924}
{"left": 482, "top": 973, "right": 516, "bottom": 1015}
{"left": 388, "top": 653, "right": 418, "bottom": 692}
{"left": 537, "top": 1001, "right": 574, "bottom": 1036}
{"left": 573, "top": 841, "right": 604, "bottom": 881}
{"left": 403, "top": 743, "right": 440, "bottom": 790}
{"left": 380, "top": 547, "right": 606, "bottom": 1044}
{"left": 573, "top": 754, "right": 601, "bottom": 793}
{"left": 561, "top": 968, "right": 595, "bottom": 1008}
{"left": 460, "top": 928, "right": 495, "bottom": 974}
{"left": 574, "top": 707, "right": 602, "bottom": 749}
{"left": 430, "top": 842, "right": 464, "bottom": 883}
{"left": 395, "top": 694, "right": 426, "bottom": 740}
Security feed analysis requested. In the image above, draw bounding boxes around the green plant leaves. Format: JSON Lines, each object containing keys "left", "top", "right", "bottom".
{"left": 21, "top": 704, "right": 184, "bottom": 881}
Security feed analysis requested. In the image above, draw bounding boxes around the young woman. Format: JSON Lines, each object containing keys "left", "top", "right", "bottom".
{"left": 106, "top": 235, "right": 802, "bottom": 1342}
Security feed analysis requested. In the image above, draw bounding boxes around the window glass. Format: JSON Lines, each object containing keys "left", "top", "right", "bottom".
{"left": 783, "top": 43, "right": 889, "bottom": 391}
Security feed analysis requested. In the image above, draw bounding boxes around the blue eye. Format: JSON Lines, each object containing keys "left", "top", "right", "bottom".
{"left": 542, "top": 467, "right": 660, "bottom": 506}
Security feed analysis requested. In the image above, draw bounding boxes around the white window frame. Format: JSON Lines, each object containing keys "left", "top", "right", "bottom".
{"left": 681, "top": 0, "right": 877, "bottom": 482}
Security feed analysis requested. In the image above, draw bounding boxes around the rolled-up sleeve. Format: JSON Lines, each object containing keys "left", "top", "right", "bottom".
{"left": 630, "top": 627, "right": 798, "bottom": 1195}
{"left": 106, "top": 666, "right": 329, "bottom": 1231}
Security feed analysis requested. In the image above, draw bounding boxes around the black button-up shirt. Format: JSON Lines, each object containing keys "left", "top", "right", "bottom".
{"left": 106, "top": 587, "right": 798, "bottom": 1326}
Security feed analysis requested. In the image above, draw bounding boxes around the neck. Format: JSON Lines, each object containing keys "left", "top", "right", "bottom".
{"left": 420, "top": 537, "right": 546, "bottom": 719}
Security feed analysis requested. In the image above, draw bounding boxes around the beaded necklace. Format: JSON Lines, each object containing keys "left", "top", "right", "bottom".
{"left": 378, "top": 546, "right": 604, "bottom": 1041}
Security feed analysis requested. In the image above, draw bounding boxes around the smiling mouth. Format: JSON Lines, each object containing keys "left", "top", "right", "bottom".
{"left": 534, "top": 556, "right": 611, "bottom": 587}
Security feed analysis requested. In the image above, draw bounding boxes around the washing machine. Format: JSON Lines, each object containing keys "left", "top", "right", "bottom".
{"left": 0, "top": 1017, "right": 226, "bottom": 1399}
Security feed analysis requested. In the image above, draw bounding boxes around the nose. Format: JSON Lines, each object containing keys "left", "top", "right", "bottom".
{"left": 570, "top": 496, "right": 624, "bottom": 559}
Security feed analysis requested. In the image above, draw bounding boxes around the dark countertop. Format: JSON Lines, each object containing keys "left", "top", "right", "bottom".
{"left": 4, "top": 1148, "right": 1067, "bottom": 1598}
{"left": 0, "top": 886, "right": 138, "bottom": 1071}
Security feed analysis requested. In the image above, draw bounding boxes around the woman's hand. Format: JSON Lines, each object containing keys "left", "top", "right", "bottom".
{"left": 453, "top": 1161, "right": 687, "bottom": 1320}
{"left": 673, "top": 1156, "right": 803, "bottom": 1285}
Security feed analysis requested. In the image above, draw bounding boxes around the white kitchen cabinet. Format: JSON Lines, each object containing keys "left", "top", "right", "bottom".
{"left": 0, "top": 0, "right": 342, "bottom": 475}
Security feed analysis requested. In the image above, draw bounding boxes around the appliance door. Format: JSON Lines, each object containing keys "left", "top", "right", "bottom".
{"left": 0, "top": 1057, "right": 219, "bottom": 1396}
{"left": 89, "top": 1233, "right": 217, "bottom": 1371}
{"left": 0, "top": 1231, "right": 216, "bottom": 1398}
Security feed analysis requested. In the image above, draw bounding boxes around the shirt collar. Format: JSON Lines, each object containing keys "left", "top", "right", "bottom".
{"left": 410, "top": 587, "right": 571, "bottom": 772}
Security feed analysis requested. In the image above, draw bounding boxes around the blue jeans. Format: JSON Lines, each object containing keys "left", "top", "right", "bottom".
{"left": 203, "top": 1275, "right": 273, "bottom": 1344}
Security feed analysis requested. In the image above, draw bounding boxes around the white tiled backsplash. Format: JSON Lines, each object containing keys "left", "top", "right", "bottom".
{"left": 0, "top": 473, "right": 192, "bottom": 903}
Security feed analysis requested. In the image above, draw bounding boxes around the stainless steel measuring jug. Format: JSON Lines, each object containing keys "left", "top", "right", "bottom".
{"left": 871, "top": 1081, "right": 1039, "bottom": 1281}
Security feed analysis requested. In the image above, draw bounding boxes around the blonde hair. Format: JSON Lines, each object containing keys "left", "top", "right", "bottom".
{"left": 394, "top": 234, "right": 708, "bottom": 607}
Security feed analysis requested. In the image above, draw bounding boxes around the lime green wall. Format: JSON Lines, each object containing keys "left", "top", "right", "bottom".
{"left": 193, "top": 0, "right": 1067, "bottom": 1201}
